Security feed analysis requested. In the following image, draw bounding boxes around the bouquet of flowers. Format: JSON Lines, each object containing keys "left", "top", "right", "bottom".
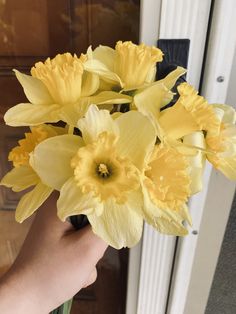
{"left": 1, "top": 40, "right": 235, "bottom": 255}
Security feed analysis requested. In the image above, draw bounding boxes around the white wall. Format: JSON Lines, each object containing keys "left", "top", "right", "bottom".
{"left": 226, "top": 47, "right": 236, "bottom": 107}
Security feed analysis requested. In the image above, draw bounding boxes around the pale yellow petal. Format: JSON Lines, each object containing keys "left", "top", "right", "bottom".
{"left": 84, "top": 59, "right": 121, "bottom": 85}
{"left": 208, "top": 155, "right": 236, "bottom": 180}
{"left": 89, "top": 91, "right": 132, "bottom": 105}
{"left": 59, "top": 102, "right": 90, "bottom": 126}
{"left": 88, "top": 194, "right": 143, "bottom": 249}
{"left": 111, "top": 112, "right": 122, "bottom": 119}
{"left": 16, "top": 182, "right": 53, "bottom": 223}
{"left": 81, "top": 71, "right": 100, "bottom": 97}
{"left": 4, "top": 103, "right": 60, "bottom": 127}
{"left": 30, "top": 135, "right": 84, "bottom": 190}
{"left": 94, "top": 103, "right": 113, "bottom": 111}
{"left": 183, "top": 131, "right": 206, "bottom": 194}
{"left": 98, "top": 78, "right": 116, "bottom": 91}
{"left": 159, "top": 83, "right": 222, "bottom": 140}
{"left": 14, "top": 69, "right": 53, "bottom": 105}
{"left": 141, "top": 182, "right": 188, "bottom": 236}
{"left": 218, "top": 158, "right": 236, "bottom": 179}
{"left": 158, "top": 66, "right": 187, "bottom": 90}
{"left": 134, "top": 83, "right": 173, "bottom": 127}
{"left": 57, "top": 177, "right": 102, "bottom": 221}
{"left": 148, "top": 214, "right": 188, "bottom": 236}
{"left": 93, "top": 45, "right": 116, "bottom": 70}
{"left": 145, "top": 64, "right": 157, "bottom": 84}
{"left": 159, "top": 102, "right": 200, "bottom": 139}
{"left": 77, "top": 105, "right": 119, "bottom": 144}
{"left": 48, "top": 125, "right": 68, "bottom": 136}
{"left": 212, "top": 103, "right": 236, "bottom": 124}
{"left": 0, "top": 165, "right": 39, "bottom": 192}
{"left": 116, "top": 111, "right": 156, "bottom": 170}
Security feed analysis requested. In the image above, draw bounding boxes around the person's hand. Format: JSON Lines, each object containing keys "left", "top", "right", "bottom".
{"left": 0, "top": 192, "right": 108, "bottom": 314}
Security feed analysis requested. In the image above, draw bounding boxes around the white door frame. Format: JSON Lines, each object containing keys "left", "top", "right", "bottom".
{"left": 126, "top": 1, "right": 213, "bottom": 313}
{"left": 167, "top": 1, "right": 236, "bottom": 313}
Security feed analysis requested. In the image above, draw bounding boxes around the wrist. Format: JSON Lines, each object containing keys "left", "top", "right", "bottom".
{"left": 0, "top": 267, "right": 48, "bottom": 314}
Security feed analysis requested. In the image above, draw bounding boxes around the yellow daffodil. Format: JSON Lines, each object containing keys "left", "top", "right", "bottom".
{"left": 158, "top": 83, "right": 220, "bottom": 140}
{"left": 206, "top": 104, "right": 236, "bottom": 179}
{"left": 4, "top": 53, "right": 132, "bottom": 127}
{"left": 133, "top": 80, "right": 210, "bottom": 230}
{"left": 141, "top": 144, "right": 192, "bottom": 235}
{"left": 84, "top": 41, "right": 163, "bottom": 90}
{"left": 30, "top": 105, "right": 156, "bottom": 249}
{"left": 0, "top": 124, "right": 65, "bottom": 222}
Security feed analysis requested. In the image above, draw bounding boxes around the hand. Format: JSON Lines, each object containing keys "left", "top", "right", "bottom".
{"left": 0, "top": 192, "right": 108, "bottom": 314}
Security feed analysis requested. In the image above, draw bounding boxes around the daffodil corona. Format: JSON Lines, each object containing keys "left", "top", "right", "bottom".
{"left": 71, "top": 132, "right": 139, "bottom": 203}
{"left": 85, "top": 41, "right": 163, "bottom": 90}
{"left": 0, "top": 125, "right": 63, "bottom": 222}
{"left": 206, "top": 104, "right": 236, "bottom": 179}
{"left": 4, "top": 53, "right": 132, "bottom": 127}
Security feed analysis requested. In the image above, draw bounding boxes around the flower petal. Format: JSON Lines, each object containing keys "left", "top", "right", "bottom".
{"left": 159, "top": 66, "right": 187, "bottom": 90}
{"left": 212, "top": 103, "right": 236, "bottom": 124}
{"left": 212, "top": 157, "right": 236, "bottom": 180}
{"left": 81, "top": 71, "right": 100, "bottom": 97}
{"left": 84, "top": 59, "right": 121, "bottom": 85}
{"left": 147, "top": 214, "right": 188, "bottom": 236}
{"left": 14, "top": 69, "right": 54, "bottom": 105}
{"left": 183, "top": 131, "right": 206, "bottom": 194}
{"left": 89, "top": 91, "right": 132, "bottom": 105}
{"left": 116, "top": 111, "right": 156, "bottom": 170}
{"left": 88, "top": 191, "right": 143, "bottom": 249}
{"left": 141, "top": 181, "right": 188, "bottom": 236}
{"left": 57, "top": 177, "right": 102, "bottom": 221}
{"left": 15, "top": 182, "right": 53, "bottom": 223}
{"left": 30, "top": 135, "right": 84, "bottom": 190}
{"left": 59, "top": 102, "right": 90, "bottom": 126}
{"left": 0, "top": 165, "right": 39, "bottom": 192}
{"left": 77, "top": 105, "right": 119, "bottom": 144}
{"left": 159, "top": 101, "right": 200, "bottom": 139}
{"left": 133, "top": 83, "right": 173, "bottom": 133}
{"left": 4, "top": 103, "right": 60, "bottom": 126}
{"left": 93, "top": 45, "right": 116, "bottom": 70}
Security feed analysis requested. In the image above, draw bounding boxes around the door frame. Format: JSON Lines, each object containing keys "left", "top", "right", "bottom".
{"left": 167, "top": 1, "right": 236, "bottom": 313}
{"left": 126, "top": 1, "right": 214, "bottom": 313}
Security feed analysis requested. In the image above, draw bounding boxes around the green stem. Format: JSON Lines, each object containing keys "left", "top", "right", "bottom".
{"left": 50, "top": 299, "right": 73, "bottom": 314}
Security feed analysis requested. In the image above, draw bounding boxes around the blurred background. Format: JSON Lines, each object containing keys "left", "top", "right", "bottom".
{"left": 0, "top": 1, "right": 235, "bottom": 314}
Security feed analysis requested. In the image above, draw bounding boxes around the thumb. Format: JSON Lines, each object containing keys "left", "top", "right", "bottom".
{"left": 83, "top": 268, "right": 98, "bottom": 288}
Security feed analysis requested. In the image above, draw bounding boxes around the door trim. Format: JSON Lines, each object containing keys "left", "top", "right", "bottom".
{"left": 126, "top": 1, "right": 213, "bottom": 313}
{"left": 167, "top": 1, "right": 236, "bottom": 313}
